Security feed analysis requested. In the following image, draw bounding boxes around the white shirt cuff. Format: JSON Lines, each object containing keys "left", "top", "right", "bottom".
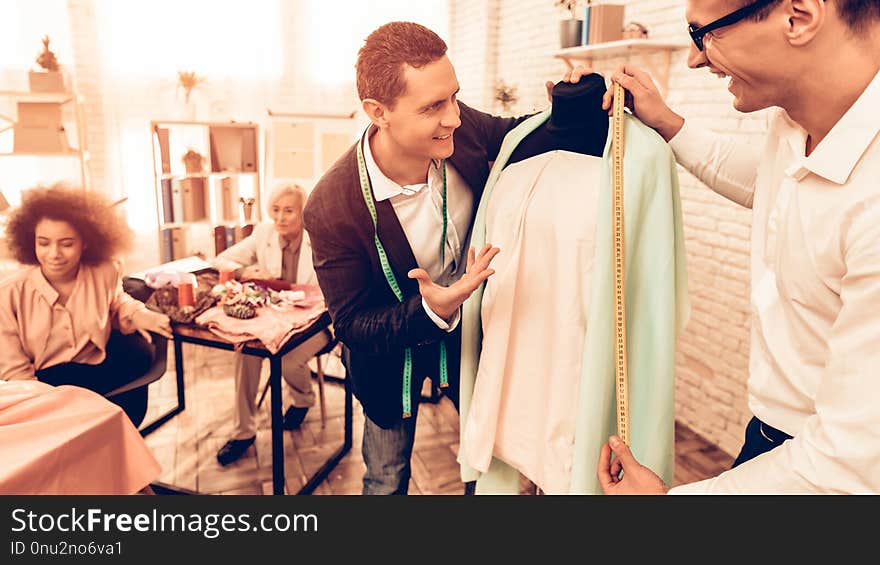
{"left": 667, "top": 120, "right": 705, "bottom": 166}
{"left": 666, "top": 477, "right": 716, "bottom": 494}
{"left": 422, "top": 298, "right": 461, "bottom": 332}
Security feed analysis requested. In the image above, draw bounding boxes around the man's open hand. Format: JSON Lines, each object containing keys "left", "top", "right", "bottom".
{"left": 408, "top": 244, "right": 500, "bottom": 321}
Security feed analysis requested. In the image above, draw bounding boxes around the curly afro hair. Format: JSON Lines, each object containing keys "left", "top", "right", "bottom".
{"left": 5, "top": 184, "right": 133, "bottom": 266}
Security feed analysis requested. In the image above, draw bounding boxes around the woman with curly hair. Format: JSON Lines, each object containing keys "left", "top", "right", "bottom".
{"left": 0, "top": 184, "right": 172, "bottom": 424}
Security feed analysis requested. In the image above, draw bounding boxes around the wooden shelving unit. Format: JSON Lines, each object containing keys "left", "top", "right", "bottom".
{"left": 0, "top": 87, "right": 91, "bottom": 190}
{"left": 150, "top": 120, "right": 262, "bottom": 262}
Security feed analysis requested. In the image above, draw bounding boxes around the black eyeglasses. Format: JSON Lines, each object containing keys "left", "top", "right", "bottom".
{"left": 688, "top": 0, "right": 777, "bottom": 51}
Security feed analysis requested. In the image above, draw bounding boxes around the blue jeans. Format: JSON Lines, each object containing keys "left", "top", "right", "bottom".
{"left": 362, "top": 401, "right": 421, "bottom": 495}
{"left": 361, "top": 378, "right": 473, "bottom": 495}
{"left": 731, "top": 416, "right": 793, "bottom": 468}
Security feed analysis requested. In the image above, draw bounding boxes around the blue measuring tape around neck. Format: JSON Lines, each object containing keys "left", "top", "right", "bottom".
{"left": 355, "top": 134, "right": 449, "bottom": 418}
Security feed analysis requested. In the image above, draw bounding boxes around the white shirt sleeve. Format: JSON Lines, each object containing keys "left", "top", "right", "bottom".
{"left": 669, "top": 199, "right": 880, "bottom": 494}
{"left": 668, "top": 121, "right": 761, "bottom": 209}
{"left": 422, "top": 298, "right": 461, "bottom": 332}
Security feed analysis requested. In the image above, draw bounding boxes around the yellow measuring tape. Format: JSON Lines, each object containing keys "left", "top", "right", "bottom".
{"left": 611, "top": 82, "right": 629, "bottom": 445}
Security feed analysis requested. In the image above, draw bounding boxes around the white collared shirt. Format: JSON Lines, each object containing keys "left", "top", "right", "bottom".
{"left": 668, "top": 70, "right": 880, "bottom": 493}
{"left": 362, "top": 127, "right": 474, "bottom": 330}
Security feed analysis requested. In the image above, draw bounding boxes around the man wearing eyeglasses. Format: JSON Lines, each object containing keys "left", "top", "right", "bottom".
{"left": 588, "top": 0, "right": 880, "bottom": 493}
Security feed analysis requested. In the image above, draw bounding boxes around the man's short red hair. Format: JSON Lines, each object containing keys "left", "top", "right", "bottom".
{"left": 356, "top": 21, "right": 448, "bottom": 108}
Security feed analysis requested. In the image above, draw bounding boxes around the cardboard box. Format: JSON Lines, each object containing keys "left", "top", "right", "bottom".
{"left": 588, "top": 4, "right": 625, "bottom": 44}
{"left": 160, "top": 178, "right": 175, "bottom": 223}
{"left": 218, "top": 176, "right": 239, "bottom": 221}
{"left": 161, "top": 227, "right": 188, "bottom": 262}
{"left": 156, "top": 127, "right": 171, "bottom": 174}
{"left": 17, "top": 102, "right": 63, "bottom": 129}
{"left": 28, "top": 70, "right": 65, "bottom": 93}
{"left": 210, "top": 126, "right": 251, "bottom": 172}
{"left": 180, "top": 177, "right": 207, "bottom": 222}
{"left": 240, "top": 128, "right": 257, "bottom": 172}
{"left": 170, "top": 227, "right": 188, "bottom": 259}
{"left": 13, "top": 125, "right": 67, "bottom": 152}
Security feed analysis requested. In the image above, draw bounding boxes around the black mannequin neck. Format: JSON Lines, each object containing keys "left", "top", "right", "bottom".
{"left": 506, "top": 73, "right": 609, "bottom": 167}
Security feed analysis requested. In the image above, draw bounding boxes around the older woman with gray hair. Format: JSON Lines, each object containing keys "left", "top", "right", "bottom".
{"left": 211, "top": 184, "right": 330, "bottom": 466}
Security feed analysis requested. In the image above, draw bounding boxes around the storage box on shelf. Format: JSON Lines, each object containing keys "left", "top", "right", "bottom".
{"left": 0, "top": 87, "right": 90, "bottom": 190}
{"left": 150, "top": 121, "right": 262, "bottom": 262}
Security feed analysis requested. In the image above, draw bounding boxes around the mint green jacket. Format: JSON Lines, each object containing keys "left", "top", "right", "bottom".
{"left": 459, "top": 110, "right": 689, "bottom": 494}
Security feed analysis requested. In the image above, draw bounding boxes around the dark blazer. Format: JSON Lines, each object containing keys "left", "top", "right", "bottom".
{"left": 303, "top": 102, "right": 530, "bottom": 428}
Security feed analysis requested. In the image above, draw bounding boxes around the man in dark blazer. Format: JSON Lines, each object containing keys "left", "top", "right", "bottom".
{"left": 304, "top": 21, "right": 533, "bottom": 494}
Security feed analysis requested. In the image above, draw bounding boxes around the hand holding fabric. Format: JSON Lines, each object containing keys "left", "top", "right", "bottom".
{"left": 602, "top": 64, "right": 685, "bottom": 142}
{"left": 408, "top": 244, "right": 500, "bottom": 322}
{"left": 597, "top": 435, "right": 670, "bottom": 495}
{"left": 546, "top": 64, "right": 598, "bottom": 101}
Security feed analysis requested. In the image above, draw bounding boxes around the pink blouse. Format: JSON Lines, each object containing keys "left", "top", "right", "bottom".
{"left": 0, "top": 261, "right": 145, "bottom": 381}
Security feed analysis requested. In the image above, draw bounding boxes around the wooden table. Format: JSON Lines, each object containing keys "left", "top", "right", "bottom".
{"left": 169, "top": 311, "right": 352, "bottom": 495}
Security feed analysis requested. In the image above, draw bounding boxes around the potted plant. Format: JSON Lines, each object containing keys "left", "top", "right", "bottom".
{"left": 177, "top": 70, "right": 206, "bottom": 104}
{"left": 555, "top": 0, "right": 583, "bottom": 49}
{"left": 494, "top": 80, "right": 519, "bottom": 113}
{"left": 177, "top": 70, "right": 206, "bottom": 120}
{"left": 29, "top": 36, "right": 65, "bottom": 92}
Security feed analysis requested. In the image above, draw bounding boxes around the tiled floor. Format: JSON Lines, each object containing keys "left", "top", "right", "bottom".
{"left": 143, "top": 343, "right": 734, "bottom": 495}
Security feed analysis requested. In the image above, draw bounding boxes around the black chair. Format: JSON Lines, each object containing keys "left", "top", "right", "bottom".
{"left": 104, "top": 333, "right": 179, "bottom": 436}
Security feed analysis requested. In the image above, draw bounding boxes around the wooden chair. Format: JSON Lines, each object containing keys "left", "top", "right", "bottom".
{"left": 256, "top": 329, "right": 339, "bottom": 428}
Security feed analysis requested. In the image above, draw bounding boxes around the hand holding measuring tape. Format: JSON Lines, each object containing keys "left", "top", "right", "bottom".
{"left": 597, "top": 79, "right": 670, "bottom": 495}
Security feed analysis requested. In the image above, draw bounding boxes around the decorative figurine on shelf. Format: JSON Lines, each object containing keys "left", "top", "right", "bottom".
{"left": 29, "top": 36, "right": 65, "bottom": 92}
{"left": 182, "top": 149, "right": 205, "bottom": 174}
{"left": 239, "top": 197, "right": 255, "bottom": 222}
{"left": 494, "top": 80, "right": 519, "bottom": 113}
{"left": 177, "top": 70, "right": 205, "bottom": 104}
{"left": 623, "top": 22, "right": 650, "bottom": 40}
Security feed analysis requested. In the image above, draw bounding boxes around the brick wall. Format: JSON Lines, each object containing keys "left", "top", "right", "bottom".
{"left": 450, "top": 0, "right": 769, "bottom": 456}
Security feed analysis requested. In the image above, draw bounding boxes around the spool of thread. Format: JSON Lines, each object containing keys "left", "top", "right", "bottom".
{"left": 219, "top": 269, "right": 234, "bottom": 284}
{"left": 177, "top": 282, "right": 194, "bottom": 307}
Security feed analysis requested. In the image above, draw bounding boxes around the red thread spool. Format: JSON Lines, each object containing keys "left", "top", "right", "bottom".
{"left": 177, "top": 282, "right": 194, "bottom": 307}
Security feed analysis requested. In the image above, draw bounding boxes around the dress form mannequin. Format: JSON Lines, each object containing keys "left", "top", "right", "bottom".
{"left": 506, "top": 73, "right": 609, "bottom": 167}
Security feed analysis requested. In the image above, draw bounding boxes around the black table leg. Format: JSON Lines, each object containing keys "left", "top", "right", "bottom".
{"left": 270, "top": 355, "right": 284, "bottom": 495}
{"left": 176, "top": 343, "right": 186, "bottom": 412}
